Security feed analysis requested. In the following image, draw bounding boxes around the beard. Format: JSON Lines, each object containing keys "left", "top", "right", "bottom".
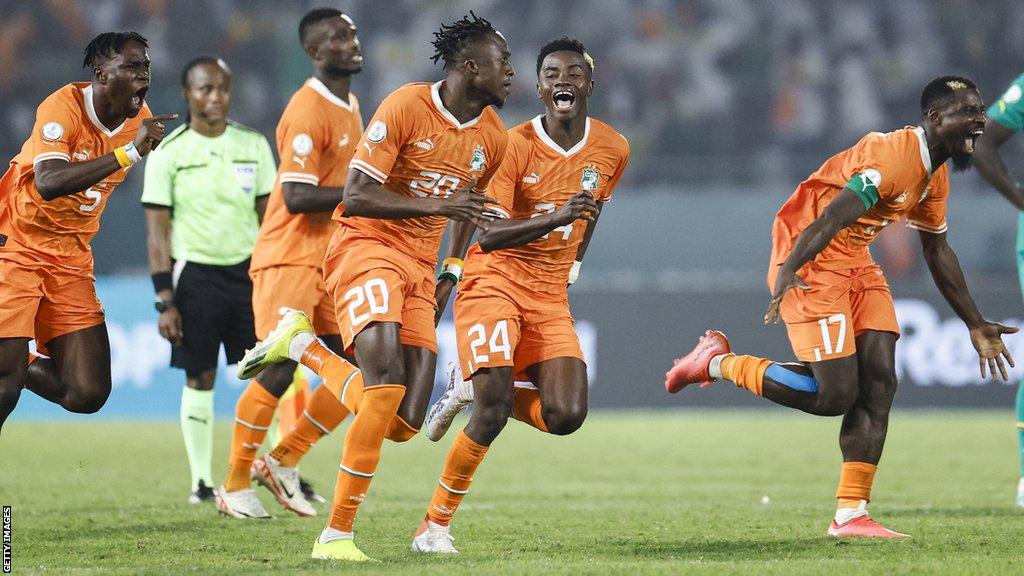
{"left": 951, "top": 149, "right": 973, "bottom": 172}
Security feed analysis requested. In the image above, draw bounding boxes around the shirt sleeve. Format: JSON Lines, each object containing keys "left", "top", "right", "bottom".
{"left": 255, "top": 135, "right": 276, "bottom": 197}
{"left": 843, "top": 133, "right": 913, "bottom": 209}
{"left": 278, "top": 107, "right": 324, "bottom": 186}
{"left": 30, "top": 93, "right": 80, "bottom": 165}
{"left": 906, "top": 166, "right": 949, "bottom": 233}
{"left": 599, "top": 136, "right": 631, "bottom": 203}
{"left": 988, "top": 73, "right": 1024, "bottom": 132}
{"left": 485, "top": 133, "right": 522, "bottom": 218}
{"left": 348, "top": 89, "right": 413, "bottom": 184}
{"left": 141, "top": 146, "right": 174, "bottom": 207}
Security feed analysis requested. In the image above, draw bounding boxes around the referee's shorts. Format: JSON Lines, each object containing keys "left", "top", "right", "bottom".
{"left": 171, "top": 258, "right": 256, "bottom": 373}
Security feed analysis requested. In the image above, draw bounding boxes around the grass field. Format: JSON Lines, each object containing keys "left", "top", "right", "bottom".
{"left": 1, "top": 411, "right": 1021, "bottom": 575}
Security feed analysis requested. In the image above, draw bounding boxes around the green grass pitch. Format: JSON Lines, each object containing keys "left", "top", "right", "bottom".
{"left": 1, "top": 411, "right": 1021, "bottom": 575}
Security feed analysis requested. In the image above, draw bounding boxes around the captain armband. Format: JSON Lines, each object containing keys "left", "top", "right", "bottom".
{"left": 846, "top": 169, "right": 882, "bottom": 209}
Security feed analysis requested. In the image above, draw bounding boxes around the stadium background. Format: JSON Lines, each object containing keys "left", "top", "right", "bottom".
{"left": 2, "top": 0, "right": 1022, "bottom": 417}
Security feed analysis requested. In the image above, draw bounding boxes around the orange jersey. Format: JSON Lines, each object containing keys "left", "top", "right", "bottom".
{"left": 464, "top": 116, "right": 630, "bottom": 294}
{"left": 770, "top": 126, "right": 949, "bottom": 271}
{"left": 340, "top": 81, "right": 507, "bottom": 265}
{"left": 0, "top": 82, "right": 151, "bottom": 271}
{"left": 250, "top": 78, "right": 362, "bottom": 272}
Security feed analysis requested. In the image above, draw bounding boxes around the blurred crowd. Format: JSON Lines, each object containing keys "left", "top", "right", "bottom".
{"left": 3, "top": 0, "right": 1024, "bottom": 187}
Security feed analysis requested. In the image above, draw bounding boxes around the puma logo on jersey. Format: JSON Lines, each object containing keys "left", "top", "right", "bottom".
{"left": 414, "top": 138, "right": 435, "bottom": 151}
{"left": 895, "top": 193, "right": 907, "bottom": 203}
{"left": 292, "top": 156, "right": 307, "bottom": 169}
{"left": 522, "top": 172, "right": 541, "bottom": 184}
{"left": 338, "top": 134, "right": 350, "bottom": 147}
{"left": 73, "top": 150, "right": 91, "bottom": 161}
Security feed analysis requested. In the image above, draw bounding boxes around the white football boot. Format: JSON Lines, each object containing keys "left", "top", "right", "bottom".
{"left": 1016, "top": 477, "right": 1024, "bottom": 509}
{"left": 214, "top": 486, "right": 272, "bottom": 519}
{"left": 251, "top": 454, "right": 317, "bottom": 517}
{"left": 425, "top": 362, "right": 474, "bottom": 442}
{"left": 411, "top": 519, "right": 458, "bottom": 553}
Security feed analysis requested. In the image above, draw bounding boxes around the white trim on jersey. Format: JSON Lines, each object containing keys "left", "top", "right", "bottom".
{"left": 82, "top": 85, "right": 126, "bottom": 137}
{"left": 431, "top": 81, "right": 482, "bottom": 130}
{"left": 307, "top": 77, "right": 354, "bottom": 111}
{"left": 33, "top": 152, "right": 71, "bottom": 165}
{"left": 912, "top": 126, "right": 933, "bottom": 175}
{"left": 530, "top": 114, "right": 591, "bottom": 158}
{"left": 906, "top": 219, "right": 948, "bottom": 233}
{"left": 279, "top": 172, "right": 320, "bottom": 186}
{"left": 350, "top": 159, "right": 387, "bottom": 183}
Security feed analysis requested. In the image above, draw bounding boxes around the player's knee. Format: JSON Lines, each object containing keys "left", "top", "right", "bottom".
{"left": 814, "top": 385, "right": 858, "bottom": 417}
{"left": 473, "top": 398, "right": 513, "bottom": 439}
{"left": 64, "top": 387, "right": 110, "bottom": 414}
{"left": 543, "top": 404, "right": 587, "bottom": 436}
{"left": 359, "top": 361, "right": 405, "bottom": 386}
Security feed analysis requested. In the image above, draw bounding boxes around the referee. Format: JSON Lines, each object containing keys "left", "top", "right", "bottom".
{"left": 142, "top": 56, "right": 275, "bottom": 504}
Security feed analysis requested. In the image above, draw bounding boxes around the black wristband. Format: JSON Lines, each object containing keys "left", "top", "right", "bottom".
{"left": 152, "top": 271, "right": 173, "bottom": 294}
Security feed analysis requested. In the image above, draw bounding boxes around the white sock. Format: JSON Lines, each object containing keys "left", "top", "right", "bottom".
{"left": 319, "top": 526, "right": 354, "bottom": 544}
{"left": 708, "top": 354, "right": 733, "bottom": 380}
{"left": 834, "top": 500, "right": 868, "bottom": 524}
{"left": 426, "top": 519, "right": 448, "bottom": 532}
{"left": 288, "top": 332, "right": 316, "bottom": 363}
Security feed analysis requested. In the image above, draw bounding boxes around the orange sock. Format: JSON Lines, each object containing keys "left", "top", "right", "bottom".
{"left": 426, "top": 430, "right": 489, "bottom": 526}
{"left": 719, "top": 355, "right": 771, "bottom": 396}
{"left": 270, "top": 383, "right": 350, "bottom": 467}
{"left": 316, "top": 353, "right": 364, "bottom": 414}
{"left": 385, "top": 414, "right": 419, "bottom": 442}
{"left": 836, "top": 461, "right": 877, "bottom": 506}
{"left": 225, "top": 381, "right": 278, "bottom": 491}
{"left": 328, "top": 384, "right": 406, "bottom": 532}
{"left": 511, "top": 387, "right": 548, "bottom": 432}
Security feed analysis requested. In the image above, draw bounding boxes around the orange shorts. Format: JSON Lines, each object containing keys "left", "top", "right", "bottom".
{"left": 454, "top": 272, "right": 583, "bottom": 381}
{"left": 0, "top": 252, "right": 104, "bottom": 353}
{"left": 322, "top": 229, "right": 437, "bottom": 353}
{"left": 768, "top": 263, "right": 899, "bottom": 362}
{"left": 251, "top": 264, "right": 338, "bottom": 340}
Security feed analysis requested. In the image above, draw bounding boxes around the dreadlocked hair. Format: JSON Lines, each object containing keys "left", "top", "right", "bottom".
{"left": 82, "top": 31, "right": 149, "bottom": 69}
{"left": 430, "top": 11, "right": 497, "bottom": 69}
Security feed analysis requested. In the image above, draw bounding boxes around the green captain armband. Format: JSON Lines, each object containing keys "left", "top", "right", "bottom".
{"left": 846, "top": 169, "right": 882, "bottom": 209}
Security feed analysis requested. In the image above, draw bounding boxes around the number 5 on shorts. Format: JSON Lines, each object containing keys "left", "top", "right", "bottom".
{"left": 344, "top": 278, "right": 389, "bottom": 326}
{"left": 813, "top": 313, "right": 847, "bottom": 361}
{"left": 468, "top": 320, "right": 512, "bottom": 364}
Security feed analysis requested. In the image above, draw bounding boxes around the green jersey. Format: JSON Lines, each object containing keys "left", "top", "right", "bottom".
{"left": 142, "top": 122, "right": 275, "bottom": 266}
{"left": 988, "top": 73, "right": 1024, "bottom": 297}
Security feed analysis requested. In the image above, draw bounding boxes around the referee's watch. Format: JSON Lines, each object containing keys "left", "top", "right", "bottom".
{"left": 154, "top": 297, "right": 175, "bottom": 313}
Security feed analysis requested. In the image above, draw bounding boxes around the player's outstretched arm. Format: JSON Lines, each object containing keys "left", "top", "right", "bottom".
{"left": 433, "top": 218, "right": 478, "bottom": 325}
{"left": 919, "top": 229, "right": 1017, "bottom": 380}
{"left": 973, "top": 119, "right": 1024, "bottom": 211}
{"left": 765, "top": 187, "right": 867, "bottom": 323}
{"left": 343, "top": 170, "right": 500, "bottom": 223}
{"left": 477, "top": 190, "right": 597, "bottom": 252}
{"left": 282, "top": 182, "right": 345, "bottom": 214}
{"left": 34, "top": 114, "right": 176, "bottom": 200}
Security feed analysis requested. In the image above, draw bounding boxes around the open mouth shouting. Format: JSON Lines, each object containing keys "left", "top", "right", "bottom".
{"left": 552, "top": 89, "right": 575, "bottom": 112}
{"left": 962, "top": 126, "right": 984, "bottom": 154}
{"left": 132, "top": 85, "right": 149, "bottom": 112}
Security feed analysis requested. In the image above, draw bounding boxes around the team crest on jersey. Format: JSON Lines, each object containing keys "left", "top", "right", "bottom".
{"left": 41, "top": 121, "right": 63, "bottom": 141}
{"left": 581, "top": 165, "right": 600, "bottom": 191}
{"left": 235, "top": 164, "right": 256, "bottom": 194}
{"left": 292, "top": 133, "right": 313, "bottom": 156}
{"left": 470, "top": 144, "right": 486, "bottom": 172}
{"left": 367, "top": 120, "right": 387, "bottom": 143}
